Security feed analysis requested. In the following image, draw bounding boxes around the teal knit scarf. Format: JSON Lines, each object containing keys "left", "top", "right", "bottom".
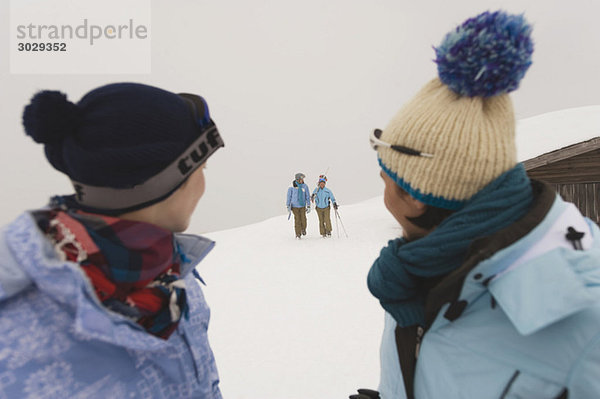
{"left": 367, "top": 164, "right": 533, "bottom": 327}
{"left": 297, "top": 182, "right": 306, "bottom": 207}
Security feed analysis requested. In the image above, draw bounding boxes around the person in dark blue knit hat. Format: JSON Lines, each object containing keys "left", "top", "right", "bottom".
{"left": 0, "top": 83, "right": 225, "bottom": 398}
{"left": 351, "top": 10, "right": 600, "bottom": 399}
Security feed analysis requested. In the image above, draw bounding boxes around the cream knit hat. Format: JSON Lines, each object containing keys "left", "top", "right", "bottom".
{"left": 377, "top": 11, "right": 533, "bottom": 210}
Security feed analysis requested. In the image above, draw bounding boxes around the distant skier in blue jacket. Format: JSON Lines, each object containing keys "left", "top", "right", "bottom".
{"left": 286, "top": 173, "right": 311, "bottom": 238}
{"left": 311, "top": 176, "right": 337, "bottom": 237}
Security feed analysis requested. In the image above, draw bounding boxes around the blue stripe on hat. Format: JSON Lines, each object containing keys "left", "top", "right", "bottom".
{"left": 378, "top": 158, "right": 465, "bottom": 211}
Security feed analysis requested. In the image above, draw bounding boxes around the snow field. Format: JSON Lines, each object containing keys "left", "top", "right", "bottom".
{"left": 200, "top": 197, "right": 398, "bottom": 399}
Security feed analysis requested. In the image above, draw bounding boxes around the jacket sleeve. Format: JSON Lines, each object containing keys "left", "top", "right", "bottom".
{"left": 568, "top": 336, "right": 600, "bottom": 398}
{"left": 304, "top": 185, "right": 310, "bottom": 204}
{"left": 328, "top": 188, "right": 336, "bottom": 204}
{"left": 286, "top": 188, "right": 292, "bottom": 207}
{"left": 0, "top": 226, "right": 32, "bottom": 301}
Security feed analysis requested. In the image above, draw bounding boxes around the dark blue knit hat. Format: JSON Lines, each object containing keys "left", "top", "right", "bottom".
{"left": 22, "top": 82, "right": 224, "bottom": 212}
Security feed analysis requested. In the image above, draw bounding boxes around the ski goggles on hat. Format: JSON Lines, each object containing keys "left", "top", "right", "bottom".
{"left": 70, "top": 94, "right": 224, "bottom": 212}
{"left": 369, "top": 129, "right": 433, "bottom": 158}
{"left": 179, "top": 93, "right": 213, "bottom": 129}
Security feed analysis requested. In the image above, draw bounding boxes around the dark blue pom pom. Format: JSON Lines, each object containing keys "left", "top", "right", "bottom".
{"left": 22, "top": 90, "right": 81, "bottom": 144}
{"left": 434, "top": 10, "right": 533, "bottom": 97}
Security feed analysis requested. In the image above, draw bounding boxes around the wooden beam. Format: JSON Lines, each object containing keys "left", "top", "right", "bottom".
{"left": 526, "top": 148, "right": 600, "bottom": 183}
{"left": 523, "top": 137, "right": 600, "bottom": 170}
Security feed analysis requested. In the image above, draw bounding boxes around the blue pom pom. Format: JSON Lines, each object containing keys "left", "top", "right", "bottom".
{"left": 434, "top": 10, "right": 533, "bottom": 97}
{"left": 22, "top": 90, "right": 81, "bottom": 144}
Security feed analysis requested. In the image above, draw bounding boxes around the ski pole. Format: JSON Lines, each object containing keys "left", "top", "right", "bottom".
{"left": 338, "top": 211, "right": 348, "bottom": 238}
{"left": 335, "top": 208, "right": 348, "bottom": 238}
{"left": 335, "top": 208, "right": 340, "bottom": 238}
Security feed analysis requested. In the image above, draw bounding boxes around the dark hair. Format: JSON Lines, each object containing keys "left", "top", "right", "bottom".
{"left": 395, "top": 185, "right": 455, "bottom": 230}
{"left": 407, "top": 206, "right": 455, "bottom": 230}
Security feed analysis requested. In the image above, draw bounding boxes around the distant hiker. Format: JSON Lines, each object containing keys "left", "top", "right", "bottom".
{"left": 286, "top": 172, "right": 311, "bottom": 238}
{"left": 0, "top": 83, "right": 225, "bottom": 398}
{"left": 311, "top": 175, "right": 337, "bottom": 237}
{"left": 361, "top": 10, "right": 600, "bottom": 399}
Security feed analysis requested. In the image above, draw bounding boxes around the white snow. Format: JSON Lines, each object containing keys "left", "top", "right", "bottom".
{"left": 0, "top": 105, "right": 595, "bottom": 397}
{"left": 196, "top": 105, "right": 600, "bottom": 398}
{"left": 516, "top": 105, "right": 600, "bottom": 161}
{"left": 199, "top": 197, "right": 398, "bottom": 399}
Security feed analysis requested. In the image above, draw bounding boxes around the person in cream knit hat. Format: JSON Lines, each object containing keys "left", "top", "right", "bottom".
{"left": 355, "top": 10, "right": 600, "bottom": 399}
{"left": 377, "top": 77, "right": 517, "bottom": 209}
{"left": 375, "top": 9, "right": 532, "bottom": 210}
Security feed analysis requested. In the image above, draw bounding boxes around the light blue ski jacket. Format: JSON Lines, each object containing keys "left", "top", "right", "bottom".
{"left": 287, "top": 183, "right": 310, "bottom": 208}
{"left": 312, "top": 187, "right": 336, "bottom": 209}
{"left": 0, "top": 212, "right": 222, "bottom": 399}
{"left": 378, "top": 195, "right": 600, "bottom": 398}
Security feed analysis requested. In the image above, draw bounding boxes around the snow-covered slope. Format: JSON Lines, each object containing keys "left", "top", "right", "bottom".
{"left": 198, "top": 197, "right": 398, "bottom": 399}
{"left": 195, "top": 105, "right": 600, "bottom": 398}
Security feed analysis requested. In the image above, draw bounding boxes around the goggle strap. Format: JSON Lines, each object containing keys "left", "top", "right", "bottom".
{"left": 71, "top": 125, "right": 224, "bottom": 210}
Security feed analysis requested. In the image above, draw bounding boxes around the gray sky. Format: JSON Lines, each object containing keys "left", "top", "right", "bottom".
{"left": 1, "top": 0, "right": 599, "bottom": 233}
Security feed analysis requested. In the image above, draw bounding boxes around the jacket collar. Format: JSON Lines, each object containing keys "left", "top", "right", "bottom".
{"left": 2, "top": 211, "right": 214, "bottom": 350}
{"left": 483, "top": 199, "right": 600, "bottom": 335}
{"left": 174, "top": 232, "right": 215, "bottom": 277}
{"left": 426, "top": 181, "right": 600, "bottom": 334}
{"left": 424, "top": 180, "right": 554, "bottom": 328}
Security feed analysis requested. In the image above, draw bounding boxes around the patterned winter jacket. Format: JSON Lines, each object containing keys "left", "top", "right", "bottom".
{"left": 378, "top": 182, "right": 600, "bottom": 398}
{"left": 0, "top": 212, "right": 222, "bottom": 399}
